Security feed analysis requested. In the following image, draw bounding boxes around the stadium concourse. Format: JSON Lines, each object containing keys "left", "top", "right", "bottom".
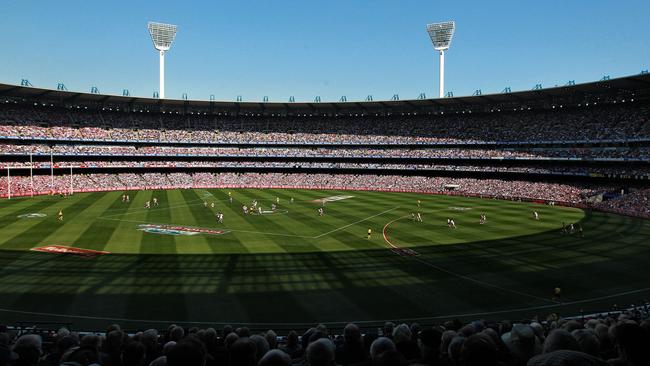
{"left": 0, "top": 74, "right": 649, "bottom": 366}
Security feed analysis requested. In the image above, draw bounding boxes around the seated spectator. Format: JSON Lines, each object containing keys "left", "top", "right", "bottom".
{"left": 572, "top": 329, "right": 601, "bottom": 358}
{"left": 149, "top": 341, "right": 176, "bottom": 366}
{"left": 122, "top": 340, "right": 145, "bottom": 366}
{"left": 306, "top": 338, "right": 336, "bottom": 366}
{"left": 373, "top": 349, "right": 405, "bottom": 366}
{"left": 265, "top": 330, "right": 278, "bottom": 350}
{"left": 249, "top": 334, "right": 270, "bottom": 364}
{"left": 608, "top": 323, "right": 650, "bottom": 366}
{"left": 527, "top": 350, "right": 608, "bottom": 366}
{"left": 279, "top": 330, "right": 302, "bottom": 359}
{"left": 543, "top": 329, "right": 581, "bottom": 354}
{"left": 335, "top": 323, "right": 367, "bottom": 366}
{"left": 228, "top": 338, "right": 257, "bottom": 366}
{"left": 501, "top": 324, "right": 541, "bottom": 366}
{"left": 12, "top": 334, "right": 42, "bottom": 366}
{"left": 59, "top": 345, "right": 100, "bottom": 366}
{"left": 259, "top": 349, "right": 292, "bottom": 366}
{"left": 370, "top": 337, "right": 396, "bottom": 361}
{"left": 166, "top": 338, "right": 207, "bottom": 366}
{"left": 460, "top": 333, "right": 497, "bottom": 366}
{"left": 393, "top": 324, "right": 419, "bottom": 361}
{"left": 412, "top": 327, "right": 442, "bottom": 366}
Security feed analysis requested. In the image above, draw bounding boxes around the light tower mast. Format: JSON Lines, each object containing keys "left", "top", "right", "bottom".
{"left": 426, "top": 21, "right": 455, "bottom": 98}
{"left": 147, "top": 21, "right": 178, "bottom": 99}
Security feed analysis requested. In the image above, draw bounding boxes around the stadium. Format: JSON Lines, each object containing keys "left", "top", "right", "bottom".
{"left": 1, "top": 2, "right": 649, "bottom": 366}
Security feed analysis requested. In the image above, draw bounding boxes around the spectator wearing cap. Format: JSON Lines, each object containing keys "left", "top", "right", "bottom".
{"left": 501, "top": 323, "right": 541, "bottom": 366}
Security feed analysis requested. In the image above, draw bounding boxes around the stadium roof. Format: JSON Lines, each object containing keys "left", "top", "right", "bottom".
{"left": 0, "top": 73, "right": 648, "bottom": 114}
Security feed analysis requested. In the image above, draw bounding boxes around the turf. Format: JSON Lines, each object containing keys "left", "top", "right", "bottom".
{"left": 0, "top": 189, "right": 649, "bottom": 330}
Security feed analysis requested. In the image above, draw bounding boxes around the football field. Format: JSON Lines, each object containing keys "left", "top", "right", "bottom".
{"left": 0, "top": 188, "right": 649, "bottom": 330}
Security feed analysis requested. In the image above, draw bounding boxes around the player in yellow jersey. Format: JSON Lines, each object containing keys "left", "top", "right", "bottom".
{"left": 553, "top": 287, "right": 562, "bottom": 303}
{"left": 366, "top": 228, "right": 372, "bottom": 239}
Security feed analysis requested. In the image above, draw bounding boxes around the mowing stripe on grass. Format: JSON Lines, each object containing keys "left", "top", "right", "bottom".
{"left": 73, "top": 191, "right": 140, "bottom": 252}
{"left": 168, "top": 190, "right": 212, "bottom": 254}
{"left": 0, "top": 193, "right": 102, "bottom": 250}
{"left": 103, "top": 190, "right": 150, "bottom": 254}
{"left": 234, "top": 189, "right": 320, "bottom": 252}
{"left": 140, "top": 190, "right": 176, "bottom": 254}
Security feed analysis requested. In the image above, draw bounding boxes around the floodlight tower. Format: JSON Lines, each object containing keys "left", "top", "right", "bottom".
{"left": 426, "top": 21, "right": 455, "bottom": 98}
{"left": 147, "top": 21, "right": 178, "bottom": 99}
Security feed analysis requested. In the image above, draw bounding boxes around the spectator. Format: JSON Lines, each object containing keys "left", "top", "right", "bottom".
{"left": 370, "top": 337, "right": 396, "bottom": 361}
{"left": 335, "top": 323, "right": 367, "bottom": 366}
{"left": 306, "top": 338, "right": 336, "bottom": 366}
{"left": 12, "top": 334, "right": 42, "bottom": 366}
{"left": 258, "top": 349, "right": 292, "bottom": 366}
{"left": 279, "top": 331, "right": 302, "bottom": 359}
{"left": 608, "top": 323, "right": 650, "bottom": 366}
{"left": 460, "top": 333, "right": 497, "bottom": 366}
{"left": 543, "top": 329, "right": 581, "bottom": 354}
{"left": 393, "top": 324, "right": 419, "bottom": 361}
{"left": 228, "top": 338, "right": 257, "bottom": 366}
{"left": 501, "top": 324, "right": 541, "bottom": 366}
{"left": 167, "top": 338, "right": 206, "bottom": 366}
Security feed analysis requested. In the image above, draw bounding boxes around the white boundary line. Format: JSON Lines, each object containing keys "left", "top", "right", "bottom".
{"left": 312, "top": 207, "right": 400, "bottom": 239}
{"left": 0, "top": 286, "right": 648, "bottom": 326}
{"left": 382, "top": 215, "right": 553, "bottom": 304}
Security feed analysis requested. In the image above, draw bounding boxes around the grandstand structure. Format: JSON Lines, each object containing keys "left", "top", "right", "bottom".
{"left": 0, "top": 74, "right": 649, "bottom": 366}
{"left": 0, "top": 73, "right": 649, "bottom": 202}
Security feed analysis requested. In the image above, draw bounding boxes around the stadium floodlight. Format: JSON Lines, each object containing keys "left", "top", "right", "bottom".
{"left": 147, "top": 21, "right": 178, "bottom": 99}
{"left": 426, "top": 21, "right": 455, "bottom": 98}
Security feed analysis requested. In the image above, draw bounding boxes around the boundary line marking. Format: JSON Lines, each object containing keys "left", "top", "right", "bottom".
{"left": 382, "top": 215, "right": 553, "bottom": 304}
{"left": 313, "top": 207, "right": 400, "bottom": 239}
{"left": 0, "top": 286, "right": 647, "bottom": 326}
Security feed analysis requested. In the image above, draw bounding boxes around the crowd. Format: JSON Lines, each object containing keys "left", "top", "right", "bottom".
{"left": 2, "top": 144, "right": 650, "bottom": 161}
{"left": 595, "top": 189, "right": 650, "bottom": 217}
{"left": 0, "top": 172, "right": 603, "bottom": 204}
{"left": 1, "top": 102, "right": 649, "bottom": 144}
{"left": 1, "top": 160, "right": 647, "bottom": 178}
{"left": 1, "top": 307, "right": 649, "bottom": 366}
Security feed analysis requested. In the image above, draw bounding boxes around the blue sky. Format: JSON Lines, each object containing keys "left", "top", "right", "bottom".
{"left": 0, "top": 0, "right": 648, "bottom": 102}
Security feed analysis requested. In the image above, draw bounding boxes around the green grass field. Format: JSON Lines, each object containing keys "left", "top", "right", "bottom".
{"left": 0, "top": 188, "right": 649, "bottom": 330}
